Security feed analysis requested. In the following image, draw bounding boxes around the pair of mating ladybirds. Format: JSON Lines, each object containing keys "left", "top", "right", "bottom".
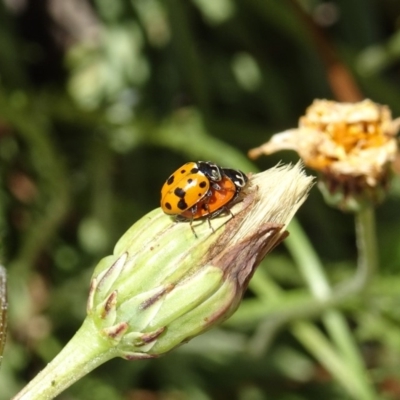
{"left": 161, "top": 161, "right": 248, "bottom": 232}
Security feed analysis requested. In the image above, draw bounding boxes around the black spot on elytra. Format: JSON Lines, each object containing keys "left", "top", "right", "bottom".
{"left": 177, "top": 199, "right": 188, "bottom": 210}
{"left": 187, "top": 178, "right": 193, "bottom": 184}
{"left": 199, "top": 180, "right": 207, "bottom": 188}
{"left": 165, "top": 202, "right": 172, "bottom": 210}
{"left": 190, "top": 167, "right": 199, "bottom": 173}
{"left": 180, "top": 169, "right": 186, "bottom": 174}
{"left": 167, "top": 175, "right": 174, "bottom": 185}
{"left": 174, "top": 187, "right": 186, "bottom": 198}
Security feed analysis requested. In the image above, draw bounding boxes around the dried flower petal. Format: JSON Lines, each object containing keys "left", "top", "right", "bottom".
{"left": 249, "top": 99, "right": 399, "bottom": 210}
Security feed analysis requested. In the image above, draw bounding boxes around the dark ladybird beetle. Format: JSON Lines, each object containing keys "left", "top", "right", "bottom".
{"left": 160, "top": 161, "right": 248, "bottom": 234}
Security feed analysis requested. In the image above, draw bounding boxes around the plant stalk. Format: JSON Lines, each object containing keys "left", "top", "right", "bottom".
{"left": 12, "top": 318, "right": 117, "bottom": 400}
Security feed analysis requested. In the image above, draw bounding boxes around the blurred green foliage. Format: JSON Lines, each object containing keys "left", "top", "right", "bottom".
{"left": 1, "top": 0, "right": 400, "bottom": 399}
{"left": 0, "top": 266, "right": 6, "bottom": 370}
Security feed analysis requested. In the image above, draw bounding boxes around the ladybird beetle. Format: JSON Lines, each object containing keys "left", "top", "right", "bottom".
{"left": 161, "top": 161, "right": 224, "bottom": 215}
{"left": 161, "top": 161, "right": 248, "bottom": 234}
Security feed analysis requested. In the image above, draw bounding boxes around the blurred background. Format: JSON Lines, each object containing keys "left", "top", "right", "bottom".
{"left": 1, "top": 0, "right": 400, "bottom": 399}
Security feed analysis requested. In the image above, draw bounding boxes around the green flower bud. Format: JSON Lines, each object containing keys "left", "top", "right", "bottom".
{"left": 13, "top": 163, "right": 313, "bottom": 400}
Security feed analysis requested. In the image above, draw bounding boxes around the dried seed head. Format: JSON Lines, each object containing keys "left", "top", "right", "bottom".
{"left": 249, "top": 99, "right": 399, "bottom": 211}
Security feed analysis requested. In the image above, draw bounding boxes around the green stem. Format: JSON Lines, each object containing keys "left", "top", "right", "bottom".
{"left": 285, "top": 218, "right": 331, "bottom": 299}
{"left": 249, "top": 268, "right": 282, "bottom": 301}
{"left": 12, "top": 318, "right": 117, "bottom": 400}
{"left": 146, "top": 113, "right": 256, "bottom": 172}
{"left": 340, "top": 206, "right": 378, "bottom": 295}
{"left": 244, "top": 207, "right": 379, "bottom": 327}
{"left": 286, "top": 219, "right": 362, "bottom": 363}
{"left": 285, "top": 218, "right": 375, "bottom": 399}
{"left": 292, "top": 321, "right": 374, "bottom": 400}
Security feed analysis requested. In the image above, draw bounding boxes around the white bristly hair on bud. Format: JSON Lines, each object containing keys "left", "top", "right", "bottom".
{"left": 228, "top": 162, "right": 314, "bottom": 246}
